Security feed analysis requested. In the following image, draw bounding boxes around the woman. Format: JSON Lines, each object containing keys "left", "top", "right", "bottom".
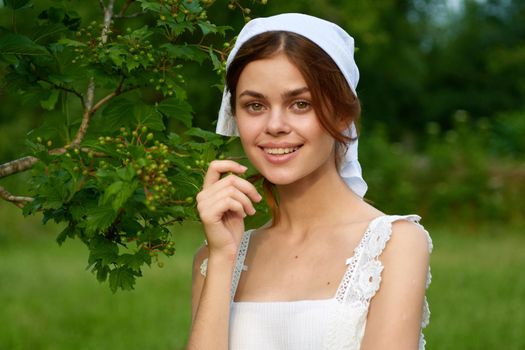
{"left": 187, "top": 13, "right": 432, "bottom": 350}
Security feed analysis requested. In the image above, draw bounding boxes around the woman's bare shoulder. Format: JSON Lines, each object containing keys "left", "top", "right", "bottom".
{"left": 381, "top": 218, "right": 430, "bottom": 268}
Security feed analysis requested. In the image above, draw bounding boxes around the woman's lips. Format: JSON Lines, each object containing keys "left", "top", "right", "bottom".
{"left": 258, "top": 145, "right": 302, "bottom": 164}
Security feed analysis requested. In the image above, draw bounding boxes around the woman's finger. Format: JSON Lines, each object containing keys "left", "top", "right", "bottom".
{"left": 209, "top": 174, "right": 262, "bottom": 204}
{"left": 198, "top": 195, "right": 247, "bottom": 224}
{"left": 203, "top": 160, "right": 248, "bottom": 189}
{"left": 206, "top": 185, "right": 257, "bottom": 216}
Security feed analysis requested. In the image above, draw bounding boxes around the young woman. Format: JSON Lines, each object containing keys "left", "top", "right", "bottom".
{"left": 187, "top": 13, "right": 432, "bottom": 350}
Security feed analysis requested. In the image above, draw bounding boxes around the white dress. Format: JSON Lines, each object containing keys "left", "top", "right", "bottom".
{"left": 204, "top": 215, "right": 433, "bottom": 350}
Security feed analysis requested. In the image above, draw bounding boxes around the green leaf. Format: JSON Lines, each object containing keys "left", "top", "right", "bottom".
{"left": 136, "top": 105, "right": 165, "bottom": 131}
{"left": 197, "top": 22, "right": 230, "bottom": 37}
{"left": 85, "top": 206, "right": 118, "bottom": 235}
{"left": 88, "top": 236, "right": 119, "bottom": 266}
{"left": 57, "top": 38, "right": 86, "bottom": 47}
{"left": 158, "top": 14, "right": 195, "bottom": 35}
{"left": 95, "top": 262, "right": 110, "bottom": 282}
{"left": 157, "top": 97, "right": 193, "bottom": 127}
{"left": 107, "top": 45, "right": 128, "bottom": 67}
{"left": 116, "top": 165, "right": 136, "bottom": 182}
{"left": 0, "top": 33, "right": 49, "bottom": 56}
{"left": 159, "top": 43, "right": 207, "bottom": 63}
{"left": 185, "top": 127, "right": 224, "bottom": 146}
{"left": 102, "top": 98, "right": 135, "bottom": 129}
{"left": 101, "top": 179, "right": 138, "bottom": 211}
{"left": 118, "top": 249, "right": 151, "bottom": 272}
{"left": 208, "top": 45, "right": 222, "bottom": 72}
{"left": 109, "top": 266, "right": 138, "bottom": 293}
{"left": 56, "top": 225, "right": 77, "bottom": 245}
{"left": 138, "top": 0, "right": 160, "bottom": 12}
{"left": 40, "top": 90, "right": 59, "bottom": 110}
{"left": 198, "top": 21, "right": 216, "bottom": 36}
{"left": 184, "top": 0, "right": 203, "bottom": 14}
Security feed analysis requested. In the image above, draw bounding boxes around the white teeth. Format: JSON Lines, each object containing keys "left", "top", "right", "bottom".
{"left": 264, "top": 147, "right": 299, "bottom": 155}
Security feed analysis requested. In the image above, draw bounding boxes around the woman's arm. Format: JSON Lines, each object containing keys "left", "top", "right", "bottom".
{"left": 360, "top": 220, "right": 430, "bottom": 350}
{"left": 187, "top": 246, "right": 236, "bottom": 350}
{"left": 186, "top": 160, "right": 262, "bottom": 350}
{"left": 191, "top": 245, "right": 208, "bottom": 322}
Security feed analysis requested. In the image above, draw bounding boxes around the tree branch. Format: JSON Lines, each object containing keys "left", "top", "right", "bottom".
{"left": 70, "top": 78, "right": 95, "bottom": 147}
{"left": 0, "top": 156, "right": 38, "bottom": 178}
{"left": 0, "top": 186, "right": 34, "bottom": 208}
{"left": 101, "top": 0, "right": 115, "bottom": 44}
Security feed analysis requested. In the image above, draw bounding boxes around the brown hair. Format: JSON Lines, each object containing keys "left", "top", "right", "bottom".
{"left": 226, "top": 31, "right": 361, "bottom": 224}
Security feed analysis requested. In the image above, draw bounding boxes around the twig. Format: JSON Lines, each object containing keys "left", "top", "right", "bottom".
{"left": 0, "top": 186, "right": 34, "bottom": 208}
{"left": 38, "top": 78, "right": 85, "bottom": 106}
{"left": 114, "top": 12, "right": 146, "bottom": 19}
{"left": 118, "top": 0, "right": 135, "bottom": 17}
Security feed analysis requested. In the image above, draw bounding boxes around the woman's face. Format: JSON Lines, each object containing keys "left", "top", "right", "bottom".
{"left": 234, "top": 53, "right": 337, "bottom": 186}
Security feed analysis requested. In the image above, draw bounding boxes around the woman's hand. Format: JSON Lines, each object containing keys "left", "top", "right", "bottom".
{"left": 196, "top": 160, "right": 262, "bottom": 260}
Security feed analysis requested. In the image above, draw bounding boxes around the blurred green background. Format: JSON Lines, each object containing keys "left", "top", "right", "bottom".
{"left": 1, "top": 0, "right": 524, "bottom": 349}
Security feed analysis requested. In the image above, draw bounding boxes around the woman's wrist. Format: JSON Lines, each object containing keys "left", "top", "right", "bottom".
{"left": 208, "top": 249, "right": 237, "bottom": 268}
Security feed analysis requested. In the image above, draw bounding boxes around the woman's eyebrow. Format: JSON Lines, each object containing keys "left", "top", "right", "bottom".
{"left": 281, "top": 87, "right": 310, "bottom": 100}
{"left": 238, "top": 90, "right": 266, "bottom": 99}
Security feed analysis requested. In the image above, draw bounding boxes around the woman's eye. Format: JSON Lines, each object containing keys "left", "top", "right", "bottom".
{"left": 247, "top": 103, "right": 264, "bottom": 112}
{"left": 293, "top": 101, "right": 311, "bottom": 111}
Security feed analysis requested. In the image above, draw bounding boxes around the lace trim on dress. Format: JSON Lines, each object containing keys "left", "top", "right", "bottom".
{"left": 324, "top": 215, "right": 432, "bottom": 350}
{"left": 230, "top": 230, "right": 254, "bottom": 302}
{"left": 199, "top": 232, "right": 252, "bottom": 281}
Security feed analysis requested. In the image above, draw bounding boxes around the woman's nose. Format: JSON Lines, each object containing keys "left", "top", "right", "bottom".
{"left": 265, "top": 108, "right": 291, "bottom": 135}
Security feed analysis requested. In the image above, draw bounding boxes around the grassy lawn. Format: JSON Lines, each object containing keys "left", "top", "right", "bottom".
{"left": 1, "top": 201, "right": 524, "bottom": 349}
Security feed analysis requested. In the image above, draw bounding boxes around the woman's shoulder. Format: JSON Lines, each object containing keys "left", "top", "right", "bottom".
{"left": 373, "top": 214, "right": 432, "bottom": 264}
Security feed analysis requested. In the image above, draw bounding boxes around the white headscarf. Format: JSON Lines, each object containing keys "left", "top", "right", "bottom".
{"left": 216, "top": 13, "right": 368, "bottom": 197}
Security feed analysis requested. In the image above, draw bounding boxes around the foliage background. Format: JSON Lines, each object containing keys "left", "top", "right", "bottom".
{"left": 1, "top": 0, "right": 524, "bottom": 349}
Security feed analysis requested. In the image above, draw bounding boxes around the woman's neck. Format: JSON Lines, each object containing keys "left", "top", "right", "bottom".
{"left": 273, "top": 165, "right": 365, "bottom": 237}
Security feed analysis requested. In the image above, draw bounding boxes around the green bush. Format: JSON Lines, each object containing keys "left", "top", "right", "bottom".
{"left": 360, "top": 110, "right": 525, "bottom": 225}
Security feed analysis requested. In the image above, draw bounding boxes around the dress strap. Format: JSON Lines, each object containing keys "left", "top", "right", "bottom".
{"left": 230, "top": 230, "right": 254, "bottom": 302}
{"left": 336, "top": 214, "right": 432, "bottom": 303}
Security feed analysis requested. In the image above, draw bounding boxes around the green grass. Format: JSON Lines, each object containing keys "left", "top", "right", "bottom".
{"left": 0, "top": 202, "right": 204, "bottom": 350}
{"left": 1, "top": 201, "right": 524, "bottom": 349}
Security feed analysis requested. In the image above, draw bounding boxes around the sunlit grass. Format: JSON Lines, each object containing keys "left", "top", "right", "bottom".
{"left": 1, "top": 201, "right": 524, "bottom": 349}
